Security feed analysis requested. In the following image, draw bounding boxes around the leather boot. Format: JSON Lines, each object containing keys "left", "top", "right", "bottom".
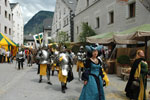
{"left": 52, "top": 70, "right": 54, "bottom": 76}
{"left": 61, "top": 85, "right": 65, "bottom": 93}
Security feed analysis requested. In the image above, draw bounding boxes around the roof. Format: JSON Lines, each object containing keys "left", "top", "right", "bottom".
{"left": 62, "top": 0, "right": 77, "bottom": 13}
{"left": 43, "top": 18, "right": 53, "bottom": 30}
{"left": 10, "top": 3, "right": 18, "bottom": 10}
{"left": 86, "top": 32, "right": 114, "bottom": 44}
{"left": 88, "top": 32, "right": 114, "bottom": 39}
{"left": 118, "top": 24, "right": 150, "bottom": 35}
{"left": 87, "top": 24, "right": 150, "bottom": 44}
{"left": 24, "top": 35, "right": 34, "bottom": 41}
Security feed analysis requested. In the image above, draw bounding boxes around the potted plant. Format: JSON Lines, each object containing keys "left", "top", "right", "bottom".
{"left": 116, "top": 55, "right": 130, "bottom": 76}
{"left": 117, "top": 55, "right": 130, "bottom": 66}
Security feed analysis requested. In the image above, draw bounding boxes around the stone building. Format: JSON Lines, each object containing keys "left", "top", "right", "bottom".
{"left": 52, "top": 0, "right": 77, "bottom": 42}
{"left": 0, "top": 0, "right": 13, "bottom": 39}
{"left": 10, "top": 3, "right": 24, "bottom": 45}
{"left": 74, "top": 0, "right": 150, "bottom": 42}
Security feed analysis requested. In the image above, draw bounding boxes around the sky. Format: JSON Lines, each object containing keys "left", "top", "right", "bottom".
{"left": 9, "top": 0, "right": 56, "bottom": 24}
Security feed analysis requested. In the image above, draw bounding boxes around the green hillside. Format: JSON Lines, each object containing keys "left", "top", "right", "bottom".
{"left": 24, "top": 11, "right": 54, "bottom": 35}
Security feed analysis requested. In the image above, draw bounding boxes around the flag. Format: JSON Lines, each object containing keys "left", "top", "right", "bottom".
{"left": 33, "top": 33, "right": 43, "bottom": 48}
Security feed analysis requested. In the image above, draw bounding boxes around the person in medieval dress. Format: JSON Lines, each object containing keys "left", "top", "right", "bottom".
{"left": 76, "top": 46, "right": 86, "bottom": 81}
{"left": 125, "top": 50, "right": 148, "bottom": 100}
{"left": 36, "top": 45, "right": 52, "bottom": 85}
{"left": 79, "top": 45, "right": 105, "bottom": 100}
{"left": 58, "top": 46, "right": 73, "bottom": 93}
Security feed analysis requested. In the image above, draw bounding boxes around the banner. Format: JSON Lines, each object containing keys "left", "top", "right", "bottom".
{"left": 33, "top": 33, "right": 43, "bottom": 49}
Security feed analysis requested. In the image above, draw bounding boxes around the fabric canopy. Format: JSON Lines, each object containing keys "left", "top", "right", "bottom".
{"left": 87, "top": 24, "right": 150, "bottom": 45}
{"left": 86, "top": 32, "right": 114, "bottom": 44}
{"left": 130, "top": 31, "right": 150, "bottom": 41}
{"left": 114, "top": 24, "right": 150, "bottom": 43}
{"left": 0, "top": 33, "right": 17, "bottom": 50}
{"left": 0, "top": 33, "right": 18, "bottom": 56}
{"left": 113, "top": 34, "right": 137, "bottom": 44}
{"left": 87, "top": 32, "right": 137, "bottom": 44}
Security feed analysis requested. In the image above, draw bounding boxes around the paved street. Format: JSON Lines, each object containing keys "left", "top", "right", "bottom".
{"left": 0, "top": 61, "right": 150, "bottom": 100}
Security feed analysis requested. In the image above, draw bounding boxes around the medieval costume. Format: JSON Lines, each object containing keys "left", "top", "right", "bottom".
{"left": 125, "top": 50, "right": 148, "bottom": 100}
{"left": 58, "top": 47, "right": 73, "bottom": 93}
{"left": 77, "top": 46, "right": 86, "bottom": 81}
{"left": 36, "top": 48, "right": 52, "bottom": 85}
{"left": 51, "top": 50, "right": 59, "bottom": 76}
{"left": 79, "top": 45, "right": 106, "bottom": 100}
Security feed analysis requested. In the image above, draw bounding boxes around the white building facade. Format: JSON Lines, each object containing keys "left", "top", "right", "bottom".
{"left": 74, "top": 0, "right": 150, "bottom": 42}
{"left": 24, "top": 35, "right": 35, "bottom": 49}
{"left": 43, "top": 18, "right": 52, "bottom": 44}
{"left": 10, "top": 3, "right": 24, "bottom": 45}
{"left": 0, "top": 0, "right": 13, "bottom": 39}
{"left": 52, "top": 0, "right": 77, "bottom": 42}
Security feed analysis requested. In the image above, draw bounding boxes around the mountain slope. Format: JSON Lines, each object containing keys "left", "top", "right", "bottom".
{"left": 24, "top": 11, "right": 54, "bottom": 35}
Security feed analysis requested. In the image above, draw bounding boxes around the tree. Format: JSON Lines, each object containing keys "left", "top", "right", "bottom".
{"left": 57, "top": 31, "right": 68, "bottom": 43}
{"left": 79, "top": 22, "right": 96, "bottom": 42}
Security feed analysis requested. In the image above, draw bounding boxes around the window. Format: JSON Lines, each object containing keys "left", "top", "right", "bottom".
{"left": 9, "top": 28, "right": 11, "bottom": 35}
{"left": 64, "top": 8, "right": 66, "bottom": 15}
{"left": 129, "top": 2, "right": 136, "bottom": 18}
{"left": 66, "top": 17, "right": 69, "bottom": 25}
{"left": 5, "top": 11, "right": 7, "bottom": 18}
{"left": 31, "top": 43, "right": 33, "bottom": 46}
{"left": 18, "top": 24, "right": 19, "bottom": 29}
{"left": 4, "top": 26, "right": 7, "bottom": 34}
{"left": 87, "top": 0, "right": 89, "bottom": 7}
{"left": 48, "top": 32, "right": 51, "bottom": 36}
{"left": 108, "top": 11, "right": 114, "bottom": 24}
{"left": 77, "top": 26, "right": 79, "bottom": 34}
{"left": 9, "top": 14, "right": 11, "bottom": 21}
{"left": 5, "top": 0, "right": 7, "bottom": 7}
{"left": 63, "top": 16, "right": 69, "bottom": 27}
{"left": 96, "top": 17, "right": 100, "bottom": 28}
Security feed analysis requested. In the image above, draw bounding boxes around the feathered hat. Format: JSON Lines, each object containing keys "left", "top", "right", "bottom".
{"left": 85, "top": 44, "right": 103, "bottom": 57}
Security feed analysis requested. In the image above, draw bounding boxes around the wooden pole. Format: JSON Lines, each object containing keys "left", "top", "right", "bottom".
{"left": 145, "top": 37, "right": 148, "bottom": 60}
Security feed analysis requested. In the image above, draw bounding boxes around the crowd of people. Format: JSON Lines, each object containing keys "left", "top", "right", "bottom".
{"left": 3, "top": 43, "right": 149, "bottom": 100}
{"left": 0, "top": 46, "right": 13, "bottom": 63}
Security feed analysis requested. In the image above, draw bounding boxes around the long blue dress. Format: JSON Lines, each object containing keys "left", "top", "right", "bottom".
{"left": 79, "top": 59, "right": 105, "bottom": 100}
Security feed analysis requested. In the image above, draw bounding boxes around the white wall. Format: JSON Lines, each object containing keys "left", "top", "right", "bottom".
{"left": 44, "top": 29, "right": 52, "bottom": 44}
{"left": 52, "top": 0, "right": 71, "bottom": 42}
{"left": 12, "top": 3, "right": 24, "bottom": 45}
{"left": 0, "top": 0, "right": 13, "bottom": 39}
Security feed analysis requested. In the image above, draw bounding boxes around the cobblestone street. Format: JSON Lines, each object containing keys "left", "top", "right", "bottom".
{"left": 0, "top": 62, "right": 150, "bottom": 100}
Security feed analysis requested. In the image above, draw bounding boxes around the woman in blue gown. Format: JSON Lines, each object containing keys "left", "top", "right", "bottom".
{"left": 79, "top": 45, "right": 105, "bottom": 100}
